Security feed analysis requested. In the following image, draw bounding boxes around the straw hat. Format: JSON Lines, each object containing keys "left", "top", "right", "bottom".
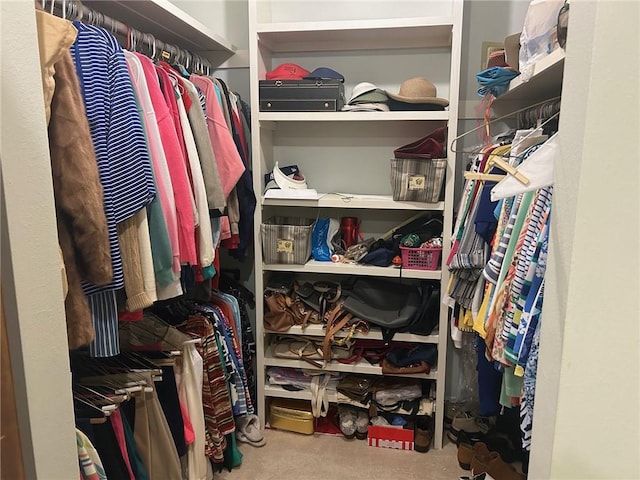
{"left": 386, "top": 77, "right": 449, "bottom": 107}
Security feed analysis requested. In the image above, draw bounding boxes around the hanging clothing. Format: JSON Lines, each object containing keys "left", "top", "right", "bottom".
{"left": 189, "top": 75, "right": 245, "bottom": 200}
{"left": 47, "top": 47, "right": 113, "bottom": 349}
{"left": 71, "top": 23, "right": 156, "bottom": 356}
{"left": 179, "top": 314, "right": 235, "bottom": 463}
{"left": 124, "top": 51, "right": 182, "bottom": 299}
{"left": 176, "top": 342, "right": 208, "bottom": 480}
{"left": 71, "top": 22, "right": 156, "bottom": 294}
{"left": 135, "top": 53, "right": 197, "bottom": 269}
{"left": 182, "top": 79, "right": 226, "bottom": 212}
{"left": 77, "top": 428, "right": 107, "bottom": 480}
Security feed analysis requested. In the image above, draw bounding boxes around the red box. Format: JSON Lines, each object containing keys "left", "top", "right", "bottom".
{"left": 367, "top": 425, "right": 414, "bottom": 450}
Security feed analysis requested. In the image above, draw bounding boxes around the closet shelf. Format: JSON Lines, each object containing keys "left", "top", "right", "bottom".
{"left": 264, "top": 384, "right": 338, "bottom": 402}
{"left": 263, "top": 260, "right": 441, "bottom": 280}
{"left": 86, "top": 0, "right": 237, "bottom": 63}
{"left": 256, "top": 16, "right": 454, "bottom": 52}
{"left": 265, "top": 324, "right": 440, "bottom": 344}
{"left": 258, "top": 111, "right": 450, "bottom": 122}
{"left": 262, "top": 194, "right": 445, "bottom": 211}
{"left": 494, "top": 48, "right": 565, "bottom": 104}
{"left": 264, "top": 345, "right": 438, "bottom": 379}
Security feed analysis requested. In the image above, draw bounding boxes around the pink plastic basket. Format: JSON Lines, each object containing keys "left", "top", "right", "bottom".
{"left": 399, "top": 246, "right": 442, "bottom": 270}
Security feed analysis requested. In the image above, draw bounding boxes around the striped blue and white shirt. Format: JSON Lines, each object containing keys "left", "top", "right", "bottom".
{"left": 71, "top": 23, "right": 156, "bottom": 356}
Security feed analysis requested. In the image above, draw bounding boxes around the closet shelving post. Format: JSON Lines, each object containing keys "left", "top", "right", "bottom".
{"left": 249, "top": 0, "right": 463, "bottom": 449}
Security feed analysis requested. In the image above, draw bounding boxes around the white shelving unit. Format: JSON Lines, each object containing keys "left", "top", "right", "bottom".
{"left": 266, "top": 324, "right": 440, "bottom": 344}
{"left": 249, "top": 0, "right": 464, "bottom": 450}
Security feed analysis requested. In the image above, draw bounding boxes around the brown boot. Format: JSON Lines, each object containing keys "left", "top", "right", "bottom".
{"left": 472, "top": 451, "right": 525, "bottom": 480}
{"left": 458, "top": 442, "right": 490, "bottom": 470}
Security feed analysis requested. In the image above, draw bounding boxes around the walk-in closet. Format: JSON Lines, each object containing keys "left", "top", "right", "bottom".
{"left": 1, "top": 1, "right": 638, "bottom": 479}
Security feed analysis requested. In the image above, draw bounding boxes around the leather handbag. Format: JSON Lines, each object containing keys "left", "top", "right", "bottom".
{"left": 337, "top": 375, "right": 379, "bottom": 404}
{"left": 264, "top": 291, "right": 313, "bottom": 332}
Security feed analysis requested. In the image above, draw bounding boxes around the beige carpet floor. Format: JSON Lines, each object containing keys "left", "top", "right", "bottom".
{"left": 218, "top": 429, "right": 463, "bottom": 480}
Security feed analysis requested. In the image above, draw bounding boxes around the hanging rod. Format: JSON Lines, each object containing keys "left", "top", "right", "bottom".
{"left": 42, "top": 0, "right": 212, "bottom": 74}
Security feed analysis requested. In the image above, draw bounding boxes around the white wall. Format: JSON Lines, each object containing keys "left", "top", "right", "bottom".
{"left": 529, "top": 1, "right": 640, "bottom": 478}
{"left": 0, "top": 1, "right": 78, "bottom": 478}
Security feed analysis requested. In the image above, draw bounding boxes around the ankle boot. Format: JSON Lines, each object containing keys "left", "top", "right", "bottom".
{"left": 458, "top": 442, "right": 490, "bottom": 470}
{"left": 472, "top": 451, "right": 525, "bottom": 480}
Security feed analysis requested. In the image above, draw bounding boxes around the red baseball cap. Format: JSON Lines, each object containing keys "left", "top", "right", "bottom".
{"left": 265, "top": 63, "right": 310, "bottom": 80}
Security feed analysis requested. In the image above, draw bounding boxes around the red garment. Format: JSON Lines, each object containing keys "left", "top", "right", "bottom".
{"left": 179, "top": 399, "right": 196, "bottom": 445}
{"left": 232, "top": 109, "right": 249, "bottom": 162}
{"left": 110, "top": 410, "right": 136, "bottom": 480}
{"left": 189, "top": 75, "right": 245, "bottom": 198}
{"left": 156, "top": 65, "right": 189, "bottom": 164}
{"left": 118, "top": 310, "right": 143, "bottom": 322}
{"left": 136, "top": 54, "right": 197, "bottom": 266}
{"left": 158, "top": 62, "right": 194, "bottom": 123}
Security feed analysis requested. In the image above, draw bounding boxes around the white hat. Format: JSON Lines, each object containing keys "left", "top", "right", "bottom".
{"left": 349, "top": 82, "right": 377, "bottom": 102}
{"left": 348, "top": 82, "right": 389, "bottom": 104}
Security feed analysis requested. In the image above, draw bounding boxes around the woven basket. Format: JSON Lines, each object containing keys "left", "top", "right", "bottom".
{"left": 390, "top": 157, "right": 446, "bottom": 203}
{"left": 261, "top": 217, "right": 315, "bottom": 264}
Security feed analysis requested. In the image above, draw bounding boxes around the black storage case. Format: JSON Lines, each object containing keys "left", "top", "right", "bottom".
{"left": 259, "top": 79, "right": 345, "bottom": 112}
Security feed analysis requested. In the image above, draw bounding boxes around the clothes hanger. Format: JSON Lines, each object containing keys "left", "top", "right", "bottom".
{"left": 461, "top": 112, "right": 559, "bottom": 184}
{"left": 73, "top": 395, "right": 112, "bottom": 424}
{"left": 450, "top": 96, "right": 561, "bottom": 154}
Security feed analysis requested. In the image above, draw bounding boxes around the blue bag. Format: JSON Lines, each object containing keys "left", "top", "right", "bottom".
{"left": 312, "top": 218, "right": 332, "bottom": 261}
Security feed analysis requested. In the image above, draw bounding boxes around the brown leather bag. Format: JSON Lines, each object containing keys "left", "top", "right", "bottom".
{"left": 264, "top": 291, "right": 312, "bottom": 332}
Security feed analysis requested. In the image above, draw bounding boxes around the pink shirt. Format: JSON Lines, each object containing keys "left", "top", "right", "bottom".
{"left": 137, "top": 54, "right": 197, "bottom": 266}
{"left": 125, "top": 52, "right": 180, "bottom": 273}
{"left": 189, "top": 75, "right": 245, "bottom": 198}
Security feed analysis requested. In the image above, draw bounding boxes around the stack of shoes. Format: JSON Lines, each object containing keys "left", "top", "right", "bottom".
{"left": 448, "top": 412, "right": 494, "bottom": 444}
{"left": 457, "top": 442, "right": 525, "bottom": 480}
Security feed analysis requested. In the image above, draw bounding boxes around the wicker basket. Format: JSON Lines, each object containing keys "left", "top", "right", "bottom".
{"left": 399, "top": 246, "right": 442, "bottom": 270}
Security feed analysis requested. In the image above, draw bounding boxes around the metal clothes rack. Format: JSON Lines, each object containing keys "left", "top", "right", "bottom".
{"left": 517, "top": 98, "right": 561, "bottom": 130}
{"left": 42, "top": 0, "right": 213, "bottom": 74}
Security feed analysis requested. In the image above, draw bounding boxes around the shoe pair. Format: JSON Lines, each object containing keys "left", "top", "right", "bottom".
{"left": 448, "top": 412, "right": 494, "bottom": 444}
{"left": 458, "top": 442, "right": 525, "bottom": 480}
{"left": 338, "top": 406, "right": 368, "bottom": 439}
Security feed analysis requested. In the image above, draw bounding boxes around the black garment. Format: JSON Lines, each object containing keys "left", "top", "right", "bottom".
{"left": 92, "top": 419, "right": 131, "bottom": 480}
{"left": 155, "top": 365, "right": 188, "bottom": 457}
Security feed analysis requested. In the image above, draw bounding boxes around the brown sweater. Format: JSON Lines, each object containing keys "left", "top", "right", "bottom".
{"left": 48, "top": 52, "right": 113, "bottom": 349}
